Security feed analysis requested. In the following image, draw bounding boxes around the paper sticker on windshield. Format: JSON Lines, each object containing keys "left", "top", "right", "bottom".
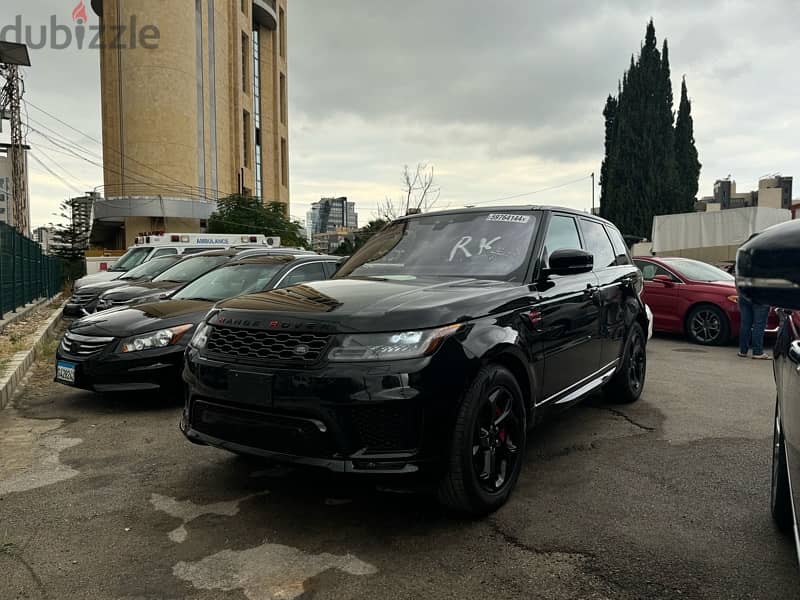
{"left": 486, "top": 214, "right": 530, "bottom": 224}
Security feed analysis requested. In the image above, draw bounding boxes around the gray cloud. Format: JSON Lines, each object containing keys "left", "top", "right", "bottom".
{"left": 0, "top": 1, "right": 797, "bottom": 230}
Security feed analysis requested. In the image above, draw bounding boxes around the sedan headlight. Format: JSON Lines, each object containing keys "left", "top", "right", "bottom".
{"left": 327, "top": 324, "right": 461, "bottom": 362}
{"left": 120, "top": 324, "right": 194, "bottom": 353}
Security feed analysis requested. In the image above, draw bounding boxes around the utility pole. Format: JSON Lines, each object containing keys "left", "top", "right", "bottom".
{"left": 0, "top": 43, "right": 31, "bottom": 237}
{"left": 591, "top": 172, "right": 595, "bottom": 215}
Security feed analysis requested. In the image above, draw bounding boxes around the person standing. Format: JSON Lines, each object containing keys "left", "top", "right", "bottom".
{"left": 737, "top": 293, "right": 771, "bottom": 359}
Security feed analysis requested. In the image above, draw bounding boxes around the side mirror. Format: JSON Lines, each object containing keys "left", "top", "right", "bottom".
{"left": 736, "top": 220, "right": 800, "bottom": 310}
{"left": 652, "top": 274, "right": 674, "bottom": 286}
{"left": 547, "top": 249, "right": 593, "bottom": 276}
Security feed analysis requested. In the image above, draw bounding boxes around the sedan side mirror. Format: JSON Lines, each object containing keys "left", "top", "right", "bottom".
{"left": 547, "top": 249, "right": 594, "bottom": 276}
{"left": 736, "top": 220, "right": 800, "bottom": 310}
{"left": 652, "top": 274, "right": 675, "bottom": 286}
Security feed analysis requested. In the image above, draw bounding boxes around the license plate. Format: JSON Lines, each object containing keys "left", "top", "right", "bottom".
{"left": 56, "top": 361, "right": 77, "bottom": 385}
{"left": 228, "top": 371, "right": 273, "bottom": 407}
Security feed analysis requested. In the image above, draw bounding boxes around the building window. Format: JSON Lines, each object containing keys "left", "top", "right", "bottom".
{"left": 241, "top": 33, "right": 249, "bottom": 93}
{"left": 279, "top": 8, "right": 286, "bottom": 59}
{"left": 243, "top": 110, "right": 251, "bottom": 168}
{"left": 279, "top": 73, "right": 287, "bottom": 125}
{"left": 281, "top": 137, "right": 288, "bottom": 187}
{"left": 253, "top": 29, "right": 263, "bottom": 198}
{"left": 241, "top": 0, "right": 247, "bottom": 14}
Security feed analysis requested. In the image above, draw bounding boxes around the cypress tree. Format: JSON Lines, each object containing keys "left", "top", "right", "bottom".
{"left": 599, "top": 20, "right": 692, "bottom": 240}
{"left": 675, "top": 77, "right": 701, "bottom": 212}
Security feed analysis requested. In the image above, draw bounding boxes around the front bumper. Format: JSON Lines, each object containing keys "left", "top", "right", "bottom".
{"left": 181, "top": 344, "right": 472, "bottom": 476}
{"left": 55, "top": 343, "right": 185, "bottom": 393}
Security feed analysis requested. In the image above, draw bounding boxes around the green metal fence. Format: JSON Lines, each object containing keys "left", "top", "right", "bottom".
{"left": 0, "top": 222, "right": 63, "bottom": 321}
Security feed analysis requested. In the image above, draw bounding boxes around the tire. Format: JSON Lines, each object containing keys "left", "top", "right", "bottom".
{"left": 604, "top": 322, "right": 646, "bottom": 404}
{"left": 685, "top": 304, "right": 729, "bottom": 346}
{"left": 437, "top": 365, "right": 527, "bottom": 516}
{"left": 771, "top": 398, "right": 793, "bottom": 533}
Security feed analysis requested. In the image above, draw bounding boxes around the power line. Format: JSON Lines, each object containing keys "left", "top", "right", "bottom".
{"left": 28, "top": 152, "right": 84, "bottom": 196}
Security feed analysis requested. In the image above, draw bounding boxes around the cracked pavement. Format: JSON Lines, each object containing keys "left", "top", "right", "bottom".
{"left": 0, "top": 333, "right": 798, "bottom": 599}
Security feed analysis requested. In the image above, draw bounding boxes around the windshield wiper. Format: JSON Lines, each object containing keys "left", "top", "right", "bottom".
{"left": 181, "top": 297, "right": 218, "bottom": 302}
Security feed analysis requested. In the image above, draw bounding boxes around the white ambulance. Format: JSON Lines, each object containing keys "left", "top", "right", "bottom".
{"left": 75, "top": 234, "right": 280, "bottom": 289}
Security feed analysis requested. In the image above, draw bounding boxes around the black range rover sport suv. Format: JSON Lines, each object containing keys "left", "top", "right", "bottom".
{"left": 182, "top": 206, "right": 649, "bottom": 514}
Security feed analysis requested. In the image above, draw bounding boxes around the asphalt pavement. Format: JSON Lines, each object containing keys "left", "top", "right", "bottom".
{"left": 1, "top": 330, "right": 798, "bottom": 600}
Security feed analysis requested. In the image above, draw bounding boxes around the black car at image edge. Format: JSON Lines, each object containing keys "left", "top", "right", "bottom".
{"left": 55, "top": 253, "right": 341, "bottom": 393}
{"left": 736, "top": 219, "right": 800, "bottom": 562}
{"left": 181, "top": 206, "right": 649, "bottom": 515}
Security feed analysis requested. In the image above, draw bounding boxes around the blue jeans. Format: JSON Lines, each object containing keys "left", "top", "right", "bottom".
{"left": 739, "top": 296, "right": 769, "bottom": 355}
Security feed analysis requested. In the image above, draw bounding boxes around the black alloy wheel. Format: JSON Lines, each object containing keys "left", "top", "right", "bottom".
{"left": 604, "top": 322, "right": 647, "bottom": 404}
{"left": 472, "top": 386, "right": 524, "bottom": 494}
{"left": 686, "top": 305, "right": 729, "bottom": 346}
{"left": 438, "top": 365, "right": 527, "bottom": 515}
{"left": 771, "top": 397, "right": 793, "bottom": 533}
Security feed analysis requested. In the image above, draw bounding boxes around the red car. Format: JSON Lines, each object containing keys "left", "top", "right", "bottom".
{"left": 633, "top": 256, "right": 778, "bottom": 345}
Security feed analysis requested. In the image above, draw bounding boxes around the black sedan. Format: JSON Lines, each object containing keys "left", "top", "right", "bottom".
{"left": 93, "top": 249, "right": 244, "bottom": 312}
{"left": 55, "top": 254, "right": 341, "bottom": 394}
{"left": 63, "top": 255, "right": 182, "bottom": 318}
{"left": 736, "top": 219, "right": 800, "bottom": 556}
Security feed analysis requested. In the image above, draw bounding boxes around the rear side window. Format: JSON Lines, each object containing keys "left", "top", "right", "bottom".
{"left": 579, "top": 219, "right": 616, "bottom": 270}
{"left": 181, "top": 247, "right": 217, "bottom": 255}
{"left": 277, "top": 262, "right": 327, "bottom": 288}
{"left": 542, "top": 215, "right": 582, "bottom": 267}
{"left": 604, "top": 225, "right": 632, "bottom": 266}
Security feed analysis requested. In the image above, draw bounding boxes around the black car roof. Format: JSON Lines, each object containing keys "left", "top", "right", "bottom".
{"left": 394, "top": 205, "right": 617, "bottom": 228}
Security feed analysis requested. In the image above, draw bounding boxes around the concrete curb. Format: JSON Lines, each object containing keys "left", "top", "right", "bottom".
{"left": 0, "top": 296, "right": 54, "bottom": 335}
{"left": 0, "top": 297, "right": 64, "bottom": 410}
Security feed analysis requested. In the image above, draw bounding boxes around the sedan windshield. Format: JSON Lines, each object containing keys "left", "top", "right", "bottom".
{"left": 108, "top": 247, "right": 152, "bottom": 272}
{"left": 119, "top": 256, "right": 181, "bottom": 280}
{"left": 152, "top": 256, "right": 230, "bottom": 284}
{"left": 172, "top": 263, "right": 284, "bottom": 301}
{"left": 663, "top": 258, "right": 734, "bottom": 282}
{"left": 336, "top": 211, "right": 537, "bottom": 281}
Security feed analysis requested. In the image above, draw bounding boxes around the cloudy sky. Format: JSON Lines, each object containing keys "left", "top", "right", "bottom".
{"left": 2, "top": 0, "right": 798, "bottom": 230}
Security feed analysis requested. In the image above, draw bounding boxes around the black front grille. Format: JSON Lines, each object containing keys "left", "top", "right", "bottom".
{"left": 60, "top": 332, "right": 114, "bottom": 357}
{"left": 192, "top": 400, "right": 331, "bottom": 457}
{"left": 70, "top": 292, "right": 98, "bottom": 306}
{"left": 206, "top": 326, "right": 332, "bottom": 364}
{"left": 350, "top": 404, "right": 422, "bottom": 451}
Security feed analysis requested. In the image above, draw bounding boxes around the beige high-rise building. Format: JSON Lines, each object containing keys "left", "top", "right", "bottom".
{"left": 90, "top": 0, "right": 289, "bottom": 248}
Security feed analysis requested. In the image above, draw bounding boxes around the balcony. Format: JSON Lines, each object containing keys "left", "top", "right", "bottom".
{"left": 252, "top": 0, "right": 278, "bottom": 30}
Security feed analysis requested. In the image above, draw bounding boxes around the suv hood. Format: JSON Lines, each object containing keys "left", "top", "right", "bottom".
{"left": 70, "top": 299, "right": 214, "bottom": 338}
{"left": 74, "top": 270, "right": 122, "bottom": 289}
{"left": 100, "top": 281, "right": 181, "bottom": 303}
{"left": 211, "top": 277, "right": 526, "bottom": 332}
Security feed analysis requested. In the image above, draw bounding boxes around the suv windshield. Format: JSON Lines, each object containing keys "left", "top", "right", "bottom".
{"left": 108, "top": 247, "right": 152, "bottom": 272}
{"left": 337, "top": 212, "right": 537, "bottom": 281}
{"left": 173, "top": 263, "right": 285, "bottom": 301}
{"left": 152, "top": 256, "right": 230, "bottom": 284}
{"left": 119, "top": 256, "right": 181, "bottom": 280}
{"left": 662, "top": 258, "right": 734, "bottom": 282}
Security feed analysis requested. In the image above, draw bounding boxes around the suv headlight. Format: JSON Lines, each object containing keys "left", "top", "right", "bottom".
{"left": 120, "top": 324, "right": 194, "bottom": 353}
{"left": 327, "top": 324, "right": 461, "bottom": 362}
{"left": 189, "top": 322, "right": 211, "bottom": 350}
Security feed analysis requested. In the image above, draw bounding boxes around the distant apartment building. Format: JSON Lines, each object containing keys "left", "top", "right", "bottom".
{"left": 312, "top": 228, "right": 355, "bottom": 254}
{"left": 33, "top": 226, "right": 57, "bottom": 254}
{"left": 696, "top": 176, "right": 793, "bottom": 212}
{"left": 69, "top": 193, "right": 97, "bottom": 249}
{"left": 306, "top": 197, "right": 358, "bottom": 236}
{"left": 90, "top": 0, "right": 289, "bottom": 249}
{"left": 0, "top": 144, "right": 30, "bottom": 232}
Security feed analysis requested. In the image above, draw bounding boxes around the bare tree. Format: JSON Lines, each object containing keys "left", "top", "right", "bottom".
{"left": 377, "top": 163, "right": 441, "bottom": 221}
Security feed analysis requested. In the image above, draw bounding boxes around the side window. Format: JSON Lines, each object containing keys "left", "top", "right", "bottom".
{"left": 278, "top": 263, "right": 327, "bottom": 288}
{"left": 542, "top": 215, "right": 582, "bottom": 267}
{"left": 635, "top": 260, "right": 676, "bottom": 282}
{"left": 181, "top": 247, "right": 216, "bottom": 255}
{"left": 152, "top": 248, "right": 178, "bottom": 258}
{"left": 604, "top": 226, "right": 631, "bottom": 266}
{"left": 323, "top": 261, "right": 340, "bottom": 278}
{"left": 579, "top": 219, "right": 616, "bottom": 270}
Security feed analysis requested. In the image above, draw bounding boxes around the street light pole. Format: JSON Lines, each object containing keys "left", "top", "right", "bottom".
{"left": 591, "top": 172, "right": 595, "bottom": 214}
